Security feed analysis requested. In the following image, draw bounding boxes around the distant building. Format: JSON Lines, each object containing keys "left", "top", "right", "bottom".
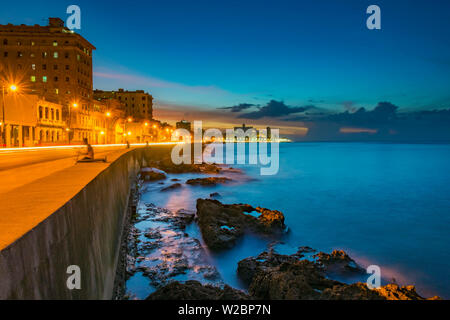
{"left": 93, "top": 89, "right": 153, "bottom": 120}
{"left": 233, "top": 123, "right": 254, "bottom": 132}
{"left": 176, "top": 120, "right": 191, "bottom": 131}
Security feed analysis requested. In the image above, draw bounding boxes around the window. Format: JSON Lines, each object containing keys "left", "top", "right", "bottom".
{"left": 39, "top": 106, "right": 43, "bottom": 119}
{"left": 65, "top": 52, "right": 69, "bottom": 58}
{"left": 53, "top": 41, "right": 58, "bottom": 47}
{"left": 77, "top": 54, "right": 80, "bottom": 61}
{"left": 31, "top": 76, "right": 36, "bottom": 82}
{"left": 31, "top": 64, "right": 36, "bottom": 70}
{"left": 56, "top": 110, "right": 60, "bottom": 120}
{"left": 55, "top": 88, "right": 59, "bottom": 95}
{"left": 53, "top": 52, "right": 58, "bottom": 58}
{"left": 65, "top": 65, "right": 69, "bottom": 70}
{"left": 30, "top": 53, "right": 35, "bottom": 58}
{"left": 31, "top": 41, "right": 35, "bottom": 46}
{"left": 42, "top": 76, "right": 47, "bottom": 83}
{"left": 17, "top": 41, "right": 22, "bottom": 46}
{"left": 42, "top": 52, "right": 48, "bottom": 58}
{"left": 51, "top": 109, "right": 54, "bottom": 120}
{"left": 42, "top": 64, "right": 47, "bottom": 70}
{"left": 2, "top": 39, "right": 7, "bottom": 45}
{"left": 3, "top": 52, "right": 7, "bottom": 57}
{"left": 54, "top": 76, "right": 58, "bottom": 82}
{"left": 65, "top": 77, "right": 69, "bottom": 82}
{"left": 17, "top": 51, "right": 22, "bottom": 57}
{"left": 53, "top": 65, "right": 58, "bottom": 70}
{"left": 45, "top": 107, "right": 49, "bottom": 119}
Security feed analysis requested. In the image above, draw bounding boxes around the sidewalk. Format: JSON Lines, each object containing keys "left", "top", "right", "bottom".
{"left": 0, "top": 147, "right": 133, "bottom": 250}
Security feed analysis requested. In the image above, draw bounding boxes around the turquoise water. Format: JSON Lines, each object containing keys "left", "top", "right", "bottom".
{"left": 137, "top": 142, "right": 450, "bottom": 298}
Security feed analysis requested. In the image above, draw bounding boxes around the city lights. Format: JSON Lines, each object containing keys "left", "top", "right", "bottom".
{"left": 9, "top": 84, "right": 18, "bottom": 92}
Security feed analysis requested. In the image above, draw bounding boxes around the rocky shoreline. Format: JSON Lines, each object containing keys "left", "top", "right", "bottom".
{"left": 122, "top": 152, "right": 440, "bottom": 300}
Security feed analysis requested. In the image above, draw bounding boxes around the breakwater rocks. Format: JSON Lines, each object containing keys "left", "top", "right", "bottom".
{"left": 186, "top": 177, "right": 232, "bottom": 186}
{"left": 236, "top": 248, "right": 440, "bottom": 300}
{"left": 125, "top": 203, "right": 221, "bottom": 297}
{"left": 146, "top": 280, "right": 250, "bottom": 300}
{"left": 196, "top": 199, "right": 286, "bottom": 250}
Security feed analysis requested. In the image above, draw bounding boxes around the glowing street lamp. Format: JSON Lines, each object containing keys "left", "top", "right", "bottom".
{"left": 1, "top": 84, "right": 19, "bottom": 147}
{"left": 106, "top": 112, "right": 111, "bottom": 117}
{"left": 127, "top": 117, "right": 132, "bottom": 122}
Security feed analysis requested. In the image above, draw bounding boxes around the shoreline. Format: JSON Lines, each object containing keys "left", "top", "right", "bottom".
{"left": 120, "top": 147, "right": 441, "bottom": 300}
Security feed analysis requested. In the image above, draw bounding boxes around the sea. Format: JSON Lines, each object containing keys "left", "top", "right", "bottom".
{"left": 126, "top": 142, "right": 450, "bottom": 299}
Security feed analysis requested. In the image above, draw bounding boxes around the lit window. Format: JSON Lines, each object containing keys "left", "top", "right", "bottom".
{"left": 55, "top": 88, "right": 59, "bottom": 95}
{"left": 30, "top": 53, "right": 35, "bottom": 58}
{"left": 53, "top": 41, "right": 58, "bottom": 47}
{"left": 31, "top": 76, "right": 36, "bottom": 82}
{"left": 43, "top": 76, "right": 47, "bottom": 83}
{"left": 17, "top": 52, "right": 23, "bottom": 57}
{"left": 53, "top": 52, "right": 58, "bottom": 58}
{"left": 77, "top": 54, "right": 80, "bottom": 61}
{"left": 42, "top": 52, "right": 47, "bottom": 58}
{"left": 32, "top": 64, "right": 36, "bottom": 70}
{"left": 31, "top": 41, "right": 35, "bottom": 46}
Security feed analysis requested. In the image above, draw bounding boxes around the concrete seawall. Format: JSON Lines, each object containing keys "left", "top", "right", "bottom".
{"left": 0, "top": 147, "right": 151, "bottom": 299}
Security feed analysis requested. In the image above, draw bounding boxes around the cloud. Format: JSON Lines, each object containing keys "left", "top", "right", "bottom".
{"left": 325, "top": 101, "right": 399, "bottom": 125}
{"left": 218, "top": 103, "right": 257, "bottom": 112}
{"left": 237, "top": 100, "right": 314, "bottom": 119}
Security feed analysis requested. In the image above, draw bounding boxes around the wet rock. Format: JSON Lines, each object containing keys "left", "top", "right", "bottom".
{"left": 186, "top": 177, "right": 232, "bottom": 186}
{"left": 161, "top": 183, "right": 182, "bottom": 192}
{"left": 171, "top": 178, "right": 181, "bottom": 182}
{"left": 196, "top": 199, "right": 286, "bottom": 251}
{"left": 140, "top": 168, "right": 167, "bottom": 181}
{"left": 238, "top": 248, "right": 440, "bottom": 300}
{"left": 313, "top": 250, "right": 365, "bottom": 276}
{"left": 209, "top": 192, "right": 221, "bottom": 198}
{"left": 146, "top": 281, "right": 251, "bottom": 300}
{"left": 375, "top": 284, "right": 441, "bottom": 300}
{"left": 148, "top": 158, "right": 222, "bottom": 174}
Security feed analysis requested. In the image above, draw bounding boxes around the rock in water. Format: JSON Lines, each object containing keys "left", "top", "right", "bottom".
{"left": 146, "top": 280, "right": 251, "bottom": 300}
{"left": 186, "top": 177, "right": 232, "bottom": 186}
{"left": 140, "top": 167, "right": 167, "bottom": 181}
{"left": 161, "top": 183, "right": 182, "bottom": 191}
{"left": 237, "top": 248, "right": 441, "bottom": 300}
{"left": 196, "top": 199, "right": 286, "bottom": 251}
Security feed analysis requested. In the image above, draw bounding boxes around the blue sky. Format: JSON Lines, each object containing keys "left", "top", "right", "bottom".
{"left": 1, "top": 0, "right": 450, "bottom": 139}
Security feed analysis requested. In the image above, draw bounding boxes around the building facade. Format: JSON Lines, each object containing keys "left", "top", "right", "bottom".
{"left": 0, "top": 93, "right": 66, "bottom": 147}
{"left": 0, "top": 17, "right": 96, "bottom": 143}
{"left": 94, "top": 89, "right": 153, "bottom": 120}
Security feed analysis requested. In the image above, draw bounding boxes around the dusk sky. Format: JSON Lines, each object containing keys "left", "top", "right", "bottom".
{"left": 1, "top": 0, "right": 450, "bottom": 140}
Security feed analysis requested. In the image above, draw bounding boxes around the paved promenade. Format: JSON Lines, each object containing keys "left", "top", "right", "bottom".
{"left": 0, "top": 145, "right": 135, "bottom": 250}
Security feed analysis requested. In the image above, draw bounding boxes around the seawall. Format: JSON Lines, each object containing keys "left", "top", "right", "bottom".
{"left": 0, "top": 147, "right": 156, "bottom": 299}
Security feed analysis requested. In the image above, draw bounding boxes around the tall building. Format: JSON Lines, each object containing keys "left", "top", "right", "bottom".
{"left": 0, "top": 18, "right": 95, "bottom": 107}
{"left": 176, "top": 120, "right": 191, "bottom": 131}
{"left": 94, "top": 89, "right": 153, "bottom": 120}
{"left": 0, "top": 17, "right": 96, "bottom": 143}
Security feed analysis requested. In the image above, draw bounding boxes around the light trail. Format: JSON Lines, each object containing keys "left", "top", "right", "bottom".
{"left": 0, "top": 142, "right": 180, "bottom": 154}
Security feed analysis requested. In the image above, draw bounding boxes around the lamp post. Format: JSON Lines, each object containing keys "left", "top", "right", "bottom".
{"left": 1, "top": 84, "right": 18, "bottom": 147}
{"left": 68, "top": 102, "right": 78, "bottom": 144}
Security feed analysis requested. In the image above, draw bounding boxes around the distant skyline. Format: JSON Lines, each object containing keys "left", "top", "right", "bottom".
{"left": 1, "top": 0, "right": 450, "bottom": 140}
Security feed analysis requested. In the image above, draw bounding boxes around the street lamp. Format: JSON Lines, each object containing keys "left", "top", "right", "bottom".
{"left": 1, "top": 84, "right": 18, "bottom": 147}
{"left": 68, "top": 102, "right": 78, "bottom": 144}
